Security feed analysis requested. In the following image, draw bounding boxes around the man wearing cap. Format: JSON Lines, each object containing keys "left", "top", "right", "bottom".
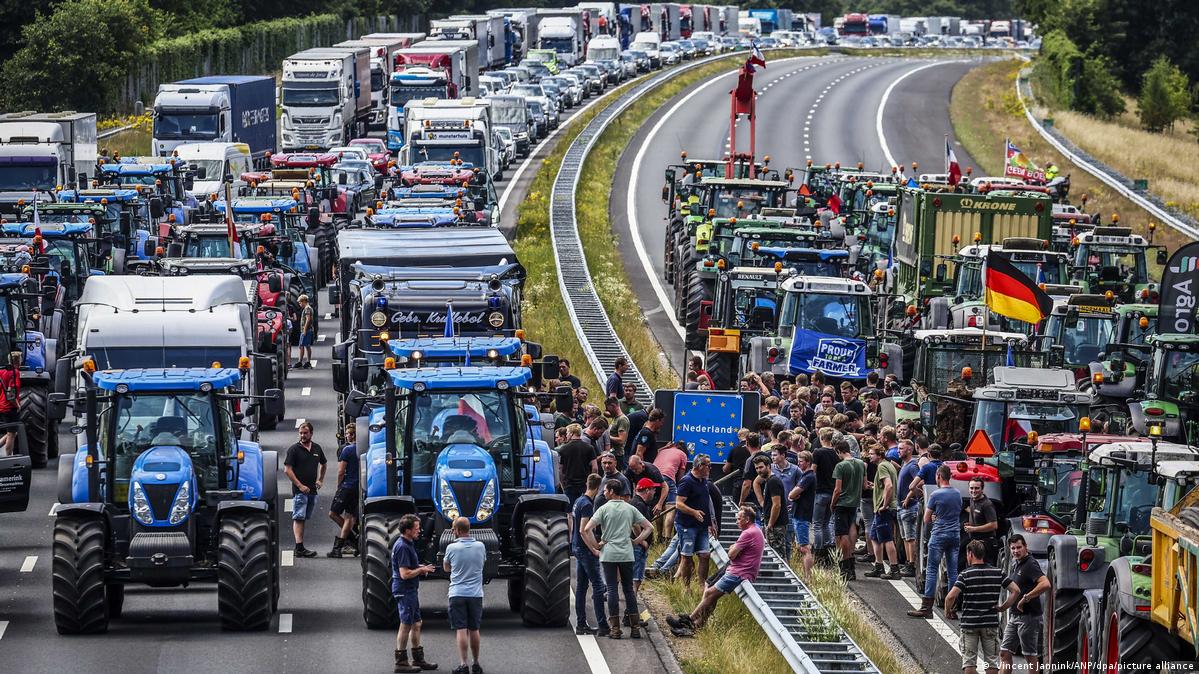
{"left": 630, "top": 478, "right": 658, "bottom": 593}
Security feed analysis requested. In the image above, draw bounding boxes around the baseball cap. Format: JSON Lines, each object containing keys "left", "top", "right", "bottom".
{"left": 636, "top": 477, "right": 662, "bottom": 491}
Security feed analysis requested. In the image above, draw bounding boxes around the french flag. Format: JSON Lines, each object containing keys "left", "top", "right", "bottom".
{"left": 946, "top": 135, "right": 962, "bottom": 186}
{"left": 457, "top": 394, "right": 492, "bottom": 443}
{"left": 749, "top": 42, "right": 767, "bottom": 69}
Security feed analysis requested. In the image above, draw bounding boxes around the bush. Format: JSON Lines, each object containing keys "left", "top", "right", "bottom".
{"left": 1138, "top": 56, "right": 1193, "bottom": 133}
{"left": 1031, "top": 29, "right": 1124, "bottom": 118}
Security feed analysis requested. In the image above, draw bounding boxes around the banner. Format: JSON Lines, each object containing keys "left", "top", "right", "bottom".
{"left": 788, "top": 329, "right": 868, "bottom": 378}
{"left": 1004, "top": 139, "right": 1045, "bottom": 184}
{"left": 1159, "top": 242, "right": 1199, "bottom": 334}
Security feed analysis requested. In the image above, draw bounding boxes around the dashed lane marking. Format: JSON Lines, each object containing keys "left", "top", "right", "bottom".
{"left": 278, "top": 613, "right": 293, "bottom": 633}
{"left": 301, "top": 387, "right": 311, "bottom": 396}
{"left": 569, "top": 582, "right": 612, "bottom": 674}
{"left": 888, "top": 579, "right": 961, "bottom": 654}
{"left": 282, "top": 551, "right": 295, "bottom": 567}
{"left": 20, "top": 556, "right": 36, "bottom": 573}
{"left": 309, "top": 360, "right": 318, "bottom": 367}
{"left": 0, "top": 621, "right": 8, "bottom": 640}
{"left": 323, "top": 313, "right": 332, "bottom": 320}
{"left": 317, "top": 334, "right": 327, "bottom": 343}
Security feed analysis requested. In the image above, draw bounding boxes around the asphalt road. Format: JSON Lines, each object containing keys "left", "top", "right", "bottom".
{"left": 609, "top": 54, "right": 988, "bottom": 674}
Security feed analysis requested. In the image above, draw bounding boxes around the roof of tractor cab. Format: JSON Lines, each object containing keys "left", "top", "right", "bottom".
{"left": 780, "top": 275, "right": 871, "bottom": 295}
{"left": 338, "top": 228, "right": 514, "bottom": 268}
{"left": 1151, "top": 333, "right": 1196, "bottom": 345}
{"left": 60, "top": 189, "right": 141, "bottom": 202}
{"left": 1089, "top": 441, "right": 1199, "bottom": 467}
{"left": 388, "top": 366, "right": 532, "bottom": 390}
{"left": 214, "top": 198, "right": 300, "bottom": 213}
{"left": 1156, "top": 460, "right": 1199, "bottom": 480}
{"left": 755, "top": 247, "right": 848, "bottom": 261}
{"left": 2, "top": 221, "right": 91, "bottom": 238}
{"left": 912, "top": 328, "right": 1027, "bottom": 345}
{"left": 0, "top": 272, "right": 29, "bottom": 289}
{"left": 986, "top": 366, "right": 1078, "bottom": 390}
{"left": 98, "top": 162, "right": 182, "bottom": 176}
{"left": 22, "top": 203, "right": 105, "bottom": 216}
{"left": 388, "top": 336, "right": 522, "bottom": 359}
{"left": 93, "top": 367, "right": 241, "bottom": 392}
{"left": 701, "top": 177, "right": 790, "bottom": 189}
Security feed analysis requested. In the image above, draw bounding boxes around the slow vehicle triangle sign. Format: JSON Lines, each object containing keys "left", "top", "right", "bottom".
{"left": 964, "top": 429, "right": 997, "bottom": 458}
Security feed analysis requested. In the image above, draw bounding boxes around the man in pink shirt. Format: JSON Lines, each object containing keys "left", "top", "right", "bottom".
{"left": 665, "top": 505, "right": 764, "bottom": 636}
{"left": 653, "top": 441, "right": 690, "bottom": 537}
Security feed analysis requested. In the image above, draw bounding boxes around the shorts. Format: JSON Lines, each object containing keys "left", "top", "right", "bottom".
{"left": 663, "top": 477, "right": 677, "bottom": 504}
{"left": 833, "top": 505, "right": 858, "bottom": 537}
{"left": 1000, "top": 615, "right": 1042, "bottom": 657}
{"left": 329, "top": 487, "right": 358, "bottom": 517}
{"left": 632, "top": 544, "right": 648, "bottom": 581}
{"left": 794, "top": 519, "right": 811, "bottom": 548}
{"left": 676, "top": 524, "right": 711, "bottom": 556}
{"left": 299, "top": 330, "right": 315, "bottom": 347}
{"left": 869, "top": 510, "right": 895, "bottom": 543}
{"left": 897, "top": 504, "right": 920, "bottom": 541}
{"left": 396, "top": 589, "right": 421, "bottom": 625}
{"left": 961, "top": 627, "right": 999, "bottom": 670}
{"left": 714, "top": 572, "right": 744, "bottom": 594}
{"left": 766, "top": 526, "right": 789, "bottom": 552}
{"left": 448, "top": 596, "right": 483, "bottom": 630}
{"left": 292, "top": 492, "right": 317, "bottom": 521}
{"left": 0, "top": 408, "right": 17, "bottom": 425}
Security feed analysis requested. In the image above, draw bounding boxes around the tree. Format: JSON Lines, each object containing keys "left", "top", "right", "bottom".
{"left": 1075, "top": 52, "right": 1126, "bottom": 118}
{"left": 1138, "top": 56, "right": 1192, "bottom": 132}
{"left": 1, "top": 0, "right": 162, "bottom": 113}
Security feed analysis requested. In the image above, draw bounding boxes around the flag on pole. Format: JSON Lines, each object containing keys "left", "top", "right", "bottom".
{"left": 1003, "top": 139, "right": 1045, "bottom": 183}
{"left": 1006, "top": 342, "right": 1015, "bottom": 367}
{"left": 945, "top": 135, "right": 962, "bottom": 186}
{"left": 223, "top": 180, "right": 238, "bottom": 248}
{"left": 750, "top": 42, "right": 767, "bottom": 69}
{"left": 984, "top": 250, "right": 1053, "bottom": 324}
{"left": 826, "top": 193, "right": 842, "bottom": 215}
{"left": 444, "top": 301, "right": 456, "bottom": 338}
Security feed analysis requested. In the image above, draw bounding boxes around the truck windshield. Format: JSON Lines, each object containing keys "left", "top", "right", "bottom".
{"left": 974, "top": 399, "right": 1080, "bottom": 448}
{"left": 414, "top": 143, "right": 484, "bottom": 168}
{"left": 89, "top": 347, "right": 242, "bottom": 371}
{"left": 371, "top": 68, "right": 385, "bottom": 92}
{"left": 282, "top": 87, "right": 339, "bottom": 107}
{"left": 154, "top": 113, "right": 219, "bottom": 139}
{"left": 780, "top": 293, "right": 864, "bottom": 337}
{"left": 390, "top": 86, "right": 447, "bottom": 107}
{"left": 184, "top": 235, "right": 247, "bottom": 259}
{"left": 407, "top": 390, "right": 514, "bottom": 477}
{"left": 104, "top": 392, "right": 220, "bottom": 498}
{"left": 540, "top": 37, "right": 575, "bottom": 53}
{"left": 491, "top": 104, "right": 527, "bottom": 125}
{"left": 0, "top": 165, "right": 56, "bottom": 191}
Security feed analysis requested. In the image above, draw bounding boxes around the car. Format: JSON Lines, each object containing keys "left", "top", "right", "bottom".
{"left": 758, "top": 37, "right": 779, "bottom": 49}
{"left": 676, "top": 39, "right": 698, "bottom": 59}
{"left": 526, "top": 99, "right": 549, "bottom": 139}
{"left": 478, "top": 74, "right": 507, "bottom": 97}
{"left": 659, "top": 43, "right": 681, "bottom": 65}
{"left": 624, "top": 49, "right": 651, "bottom": 73}
{"left": 572, "top": 64, "right": 605, "bottom": 94}
{"left": 544, "top": 75, "right": 582, "bottom": 107}
{"left": 494, "top": 127, "right": 516, "bottom": 167}
{"left": 329, "top": 161, "right": 379, "bottom": 213}
{"left": 503, "top": 66, "right": 532, "bottom": 83}
{"left": 491, "top": 70, "right": 516, "bottom": 87}
{"left": 690, "top": 37, "right": 712, "bottom": 55}
{"left": 511, "top": 83, "right": 559, "bottom": 121}
{"left": 348, "top": 138, "right": 390, "bottom": 174}
{"left": 538, "top": 79, "right": 568, "bottom": 112}
{"left": 329, "top": 145, "right": 370, "bottom": 163}
{"left": 618, "top": 52, "right": 640, "bottom": 78}
{"left": 522, "top": 60, "right": 553, "bottom": 82}
{"left": 691, "top": 32, "right": 719, "bottom": 53}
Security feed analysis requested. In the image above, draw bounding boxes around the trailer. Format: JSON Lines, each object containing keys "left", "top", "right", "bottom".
{"left": 432, "top": 15, "right": 507, "bottom": 69}
{"left": 0, "top": 111, "right": 97, "bottom": 201}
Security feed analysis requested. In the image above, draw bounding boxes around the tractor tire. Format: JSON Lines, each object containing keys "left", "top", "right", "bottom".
{"left": 216, "top": 512, "right": 274, "bottom": 631}
{"left": 106, "top": 583, "right": 124, "bottom": 619}
{"left": 287, "top": 282, "right": 303, "bottom": 345}
{"left": 1180, "top": 506, "right": 1199, "bottom": 530}
{"left": 21, "top": 381, "right": 56, "bottom": 468}
{"left": 254, "top": 357, "right": 279, "bottom": 432}
{"left": 683, "top": 272, "right": 712, "bottom": 351}
{"left": 507, "top": 578, "right": 523, "bottom": 613}
{"left": 1101, "top": 575, "right": 1181, "bottom": 671}
{"left": 673, "top": 266, "right": 688, "bottom": 321}
{"left": 313, "top": 223, "right": 337, "bottom": 286}
{"left": 52, "top": 516, "right": 109, "bottom": 634}
{"left": 706, "top": 351, "right": 738, "bottom": 391}
{"left": 520, "top": 511, "right": 570, "bottom": 627}
{"left": 362, "top": 513, "right": 402, "bottom": 629}
{"left": 1077, "top": 599, "right": 1098, "bottom": 674}
{"left": 1045, "top": 547, "right": 1083, "bottom": 671}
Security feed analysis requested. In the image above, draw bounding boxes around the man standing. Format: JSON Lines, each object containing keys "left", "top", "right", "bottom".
{"left": 964, "top": 478, "right": 999, "bottom": 566}
{"left": 283, "top": 421, "right": 326, "bottom": 558}
{"left": 999, "top": 534, "right": 1052, "bottom": 673}
{"left": 631, "top": 408, "right": 664, "bottom": 462}
{"left": 391, "top": 514, "right": 438, "bottom": 673}
{"left": 666, "top": 505, "right": 764, "bottom": 637}
{"left": 674, "top": 455, "right": 715, "bottom": 588}
{"left": 620, "top": 382, "right": 643, "bottom": 415}
{"left": 444, "top": 517, "right": 487, "bottom": 674}
{"left": 558, "top": 424, "right": 598, "bottom": 504}
{"left": 754, "top": 455, "right": 789, "bottom": 562}
{"left": 909, "top": 465, "right": 962, "bottom": 618}
{"left": 558, "top": 358, "right": 582, "bottom": 389}
{"left": 630, "top": 478, "right": 658, "bottom": 593}
{"left": 604, "top": 397, "right": 630, "bottom": 463}
{"left": 606, "top": 357, "right": 628, "bottom": 399}
{"left": 829, "top": 440, "right": 864, "bottom": 580}
{"left": 572, "top": 474, "right": 609, "bottom": 636}
{"left": 583, "top": 480, "right": 653, "bottom": 639}
{"left": 811, "top": 428, "right": 839, "bottom": 558}
{"left": 625, "top": 455, "right": 667, "bottom": 519}
{"left": 652, "top": 440, "right": 689, "bottom": 536}
{"left": 296, "top": 294, "right": 315, "bottom": 368}
{"left": 864, "top": 443, "right": 901, "bottom": 579}
{"left": 327, "top": 422, "right": 359, "bottom": 557}
{"left": 593, "top": 453, "right": 632, "bottom": 509}
{"left": 789, "top": 450, "right": 817, "bottom": 574}
{"left": 945, "top": 540, "right": 1018, "bottom": 674}
{"left": 0, "top": 351, "right": 20, "bottom": 457}
{"left": 895, "top": 439, "right": 920, "bottom": 576}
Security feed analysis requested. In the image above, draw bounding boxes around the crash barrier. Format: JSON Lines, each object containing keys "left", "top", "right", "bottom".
{"left": 1015, "top": 67, "right": 1199, "bottom": 240}
{"left": 550, "top": 48, "right": 813, "bottom": 408}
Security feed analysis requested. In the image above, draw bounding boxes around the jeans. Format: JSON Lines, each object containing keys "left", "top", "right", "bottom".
{"left": 859, "top": 496, "right": 874, "bottom": 540}
{"left": 574, "top": 548, "right": 607, "bottom": 626}
{"left": 602, "top": 560, "right": 637, "bottom": 618}
{"left": 812, "top": 492, "right": 834, "bottom": 550}
{"left": 923, "top": 532, "right": 961, "bottom": 599}
{"left": 632, "top": 544, "right": 648, "bottom": 581}
{"left": 652, "top": 533, "right": 680, "bottom": 572}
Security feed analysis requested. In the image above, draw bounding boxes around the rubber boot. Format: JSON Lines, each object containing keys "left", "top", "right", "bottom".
{"left": 864, "top": 562, "right": 885, "bottom": 578}
{"left": 411, "top": 646, "right": 438, "bottom": 671}
{"left": 626, "top": 611, "right": 642, "bottom": 639}
{"left": 607, "top": 615, "right": 623, "bottom": 639}
{"left": 848, "top": 560, "right": 858, "bottom": 581}
{"left": 907, "top": 596, "right": 934, "bottom": 618}
{"left": 395, "top": 650, "right": 421, "bottom": 674}
{"left": 327, "top": 537, "right": 344, "bottom": 558}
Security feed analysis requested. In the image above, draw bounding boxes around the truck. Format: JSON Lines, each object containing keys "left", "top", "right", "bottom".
{"left": 536, "top": 9, "right": 587, "bottom": 66}
{"left": 387, "top": 45, "right": 471, "bottom": 152}
{"left": 281, "top": 50, "right": 363, "bottom": 152}
{"left": 363, "top": 32, "right": 425, "bottom": 48}
{"left": 172, "top": 142, "right": 254, "bottom": 199}
{"left": 488, "top": 9, "right": 539, "bottom": 61}
{"left": 401, "top": 42, "right": 479, "bottom": 96}
{"left": 737, "top": 11, "right": 760, "bottom": 37}
{"left": 631, "top": 31, "right": 663, "bottom": 67}
{"left": 336, "top": 37, "right": 412, "bottom": 132}
{"left": 431, "top": 15, "right": 508, "bottom": 69}
{"left": 988, "top": 20, "right": 1012, "bottom": 39}
{"left": 0, "top": 111, "right": 97, "bottom": 214}
{"left": 303, "top": 46, "right": 373, "bottom": 136}
{"left": 652, "top": 3, "right": 681, "bottom": 41}
{"left": 747, "top": 8, "right": 792, "bottom": 35}
{"left": 576, "top": 2, "right": 622, "bottom": 39}
{"left": 868, "top": 14, "right": 901, "bottom": 36}
{"left": 399, "top": 98, "right": 503, "bottom": 183}
{"left": 487, "top": 95, "right": 534, "bottom": 157}
{"left": 586, "top": 34, "right": 623, "bottom": 62}
{"left": 151, "top": 76, "right": 275, "bottom": 162}
{"left": 838, "top": 13, "right": 869, "bottom": 37}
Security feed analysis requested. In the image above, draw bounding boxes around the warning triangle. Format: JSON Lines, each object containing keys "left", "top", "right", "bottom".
{"left": 964, "top": 429, "right": 997, "bottom": 458}
{"left": 799, "top": 183, "right": 811, "bottom": 196}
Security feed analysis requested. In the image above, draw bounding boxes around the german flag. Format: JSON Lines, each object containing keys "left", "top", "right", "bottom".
{"left": 984, "top": 250, "right": 1053, "bottom": 324}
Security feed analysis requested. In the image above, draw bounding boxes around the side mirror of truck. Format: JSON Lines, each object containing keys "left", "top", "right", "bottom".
{"left": 167, "top": 242, "right": 183, "bottom": 258}
{"left": 920, "top": 399, "right": 936, "bottom": 428}
{"left": 328, "top": 284, "right": 341, "bottom": 306}
{"left": 149, "top": 196, "right": 165, "bottom": 220}
{"left": 48, "top": 392, "right": 69, "bottom": 422}
{"left": 263, "top": 388, "right": 284, "bottom": 419}
{"left": 1158, "top": 248, "right": 1169, "bottom": 265}
{"left": 935, "top": 263, "right": 947, "bottom": 283}
{"left": 351, "top": 357, "right": 369, "bottom": 384}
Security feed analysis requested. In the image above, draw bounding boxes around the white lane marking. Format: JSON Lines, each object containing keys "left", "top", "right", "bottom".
{"left": 20, "top": 556, "right": 36, "bottom": 573}
{"left": 49, "top": 502, "right": 59, "bottom": 516}
{"left": 323, "top": 313, "right": 332, "bottom": 320}
{"left": 888, "top": 579, "right": 961, "bottom": 654}
{"left": 285, "top": 498, "right": 294, "bottom": 512}
{"left": 569, "top": 580, "right": 613, "bottom": 674}
{"left": 278, "top": 613, "right": 293, "bottom": 633}
{"left": 0, "top": 621, "right": 8, "bottom": 640}
{"left": 317, "top": 334, "right": 327, "bottom": 343}
{"left": 628, "top": 57, "right": 827, "bottom": 339}
{"left": 309, "top": 360, "right": 318, "bottom": 368}
{"left": 282, "top": 550, "right": 295, "bottom": 567}
{"left": 301, "top": 387, "right": 311, "bottom": 396}
{"left": 295, "top": 418, "right": 306, "bottom": 429}
{"left": 877, "top": 60, "right": 968, "bottom": 169}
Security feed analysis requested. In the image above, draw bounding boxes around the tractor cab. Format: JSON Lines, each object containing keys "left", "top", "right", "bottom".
{"left": 1074, "top": 441, "right": 1199, "bottom": 546}
{"left": 942, "top": 238, "right": 1072, "bottom": 332}
{"left": 57, "top": 187, "right": 154, "bottom": 269}
{"left": 1087, "top": 304, "right": 1157, "bottom": 407}
{"left": 1042, "top": 294, "right": 1117, "bottom": 377}
{"left": 702, "top": 178, "right": 792, "bottom": 220}
{"left": 1070, "top": 227, "right": 1163, "bottom": 303}
{"left": 95, "top": 156, "right": 197, "bottom": 215}
{"left": 706, "top": 266, "right": 788, "bottom": 389}
{"left": 1126, "top": 334, "right": 1199, "bottom": 443}
{"left": 204, "top": 197, "right": 314, "bottom": 281}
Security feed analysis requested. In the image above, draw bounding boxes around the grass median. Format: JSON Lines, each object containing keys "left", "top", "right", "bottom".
{"left": 951, "top": 58, "right": 1189, "bottom": 253}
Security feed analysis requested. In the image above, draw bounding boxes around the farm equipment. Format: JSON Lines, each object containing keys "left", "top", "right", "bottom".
{"left": 1069, "top": 227, "right": 1165, "bottom": 304}
{"left": 0, "top": 259, "right": 58, "bottom": 467}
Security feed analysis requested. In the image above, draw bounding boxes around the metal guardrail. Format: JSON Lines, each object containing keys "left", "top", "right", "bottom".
{"left": 97, "top": 123, "right": 135, "bottom": 140}
{"left": 712, "top": 496, "right": 880, "bottom": 674}
{"left": 1014, "top": 67, "right": 1199, "bottom": 240}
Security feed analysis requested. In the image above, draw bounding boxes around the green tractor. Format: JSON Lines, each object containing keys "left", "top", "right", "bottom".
{"left": 1068, "top": 226, "right": 1166, "bottom": 304}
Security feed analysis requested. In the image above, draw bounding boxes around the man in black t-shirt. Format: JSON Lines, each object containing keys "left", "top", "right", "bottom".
{"left": 557, "top": 424, "right": 598, "bottom": 505}
{"left": 631, "top": 408, "right": 664, "bottom": 463}
{"left": 810, "top": 430, "right": 840, "bottom": 554}
{"left": 753, "top": 455, "right": 789, "bottom": 562}
{"left": 1000, "top": 535, "right": 1052, "bottom": 670}
{"left": 283, "top": 422, "right": 327, "bottom": 558}
{"left": 790, "top": 451, "right": 817, "bottom": 574}
{"left": 557, "top": 358, "right": 582, "bottom": 389}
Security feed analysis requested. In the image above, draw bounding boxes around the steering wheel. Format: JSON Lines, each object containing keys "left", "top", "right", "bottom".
{"left": 1128, "top": 504, "right": 1153, "bottom": 533}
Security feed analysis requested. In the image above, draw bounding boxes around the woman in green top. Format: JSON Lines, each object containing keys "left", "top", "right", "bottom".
{"left": 583, "top": 478, "right": 653, "bottom": 639}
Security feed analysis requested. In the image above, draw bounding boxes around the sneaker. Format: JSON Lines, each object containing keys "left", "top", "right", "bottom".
{"left": 451, "top": 666, "right": 469, "bottom": 674}
{"left": 295, "top": 546, "right": 317, "bottom": 558}
{"left": 902, "top": 563, "right": 916, "bottom": 577}
{"left": 471, "top": 664, "right": 483, "bottom": 674}
{"left": 575, "top": 623, "right": 596, "bottom": 635}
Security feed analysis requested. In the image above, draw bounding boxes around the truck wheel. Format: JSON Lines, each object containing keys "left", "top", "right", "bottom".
{"left": 52, "top": 516, "right": 109, "bottom": 634}
{"left": 506, "top": 578, "right": 523, "bottom": 613}
{"left": 1102, "top": 575, "right": 1179, "bottom": 669}
{"left": 21, "top": 381, "right": 56, "bottom": 468}
{"left": 362, "top": 513, "right": 401, "bottom": 629}
{"left": 683, "top": 272, "right": 712, "bottom": 351}
{"left": 520, "top": 511, "right": 569, "bottom": 626}
{"left": 706, "top": 351, "right": 737, "bottom": 390}
{"left": 1046, "top": 549, "right": 1083, "bottom": 670}
{"left": 217, "top": 512, "right": 274, "bottom": 631}
{"left": 1077, "top": 599, "right": 1098, "bottom": 674}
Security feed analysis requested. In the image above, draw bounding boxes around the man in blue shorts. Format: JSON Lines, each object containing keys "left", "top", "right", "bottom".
{"left": 391, "top": 514, "right": 438, "bottom": 673}
{"left": 674, "top": 454, "right": 714, "bottom": 588}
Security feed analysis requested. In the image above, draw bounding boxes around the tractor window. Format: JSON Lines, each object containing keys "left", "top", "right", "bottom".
{"left": 1076, "top": 245, "right": 1148, "bottom": 285}
{"left": 1160, "top": 348, "right": 1199, "bottom": 403}
{"left": 780, "top": 293, "right": 864, "bottom": 338}
{"left": 43, "top": 239, "right": 84, "bottom": 300}
{"left": 184, "top": 235, "right": 248, "bottom": 259}
{"left": 1045, "top": 314, "right": 1114, "bottom": 367}
{"left": 732, "top": 288, "right": 778, "bottom": 331}
{"left": 106, "top": 392, "right": 221, "bottom": 502}
{"left": 711, "top": 188, "right": 769, "bottom": 219}
{"left": 1110, "top": 468, "right": 1156, "bottom": 535}
{"left": 409, "top": 390, "right": 513, "bottom": 477}
{"left": 954, "top": 263, "right": 982, "bottom": 298}
{"left": 0, "top": 298, "right": 19, "bottom": 356}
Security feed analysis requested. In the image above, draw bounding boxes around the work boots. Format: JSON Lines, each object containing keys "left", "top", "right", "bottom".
{"left": 886, "top": 564, "right": 903, "bottom": 581}
{"left": 907, "top": 596, "right": 934, "bottom": 618}
{"left": 411, "top": 646, "right": 438, "bottom": 671}
{"left": 327, "top": 537, "right": 345, "bottom": 558}
{"left": 864, "top": 563, "right": 886, "bottom": 578}
{"left": 395, "top": 650, "right": 421, "bottom": 674}
{"left": 625, "top": 611, "right": 642, "bottom": 639}
{"left": 606, "top": 615, "right": 623, "bottom": 639}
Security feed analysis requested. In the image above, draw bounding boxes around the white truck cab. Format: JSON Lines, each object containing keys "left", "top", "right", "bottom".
{"left": 172, "top": 143, "right": 253, "bottom": 199}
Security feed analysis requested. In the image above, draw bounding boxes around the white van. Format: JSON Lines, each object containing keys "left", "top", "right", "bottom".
{"left": 631, "top": 31, "right": 662, "bottom": 68}
{"left": 173, "top": 142, "right": 253, "bottom": 199}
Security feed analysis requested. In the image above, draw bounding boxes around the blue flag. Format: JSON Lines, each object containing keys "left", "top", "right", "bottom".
{"left": 1006, "top": 342, "right": 1015, "bottom": 367}
{"left": 444, "top": 301, "right": 455, "bottom": 338}
{"left": 906, "top": 177, "right": 918, "bottom": 188}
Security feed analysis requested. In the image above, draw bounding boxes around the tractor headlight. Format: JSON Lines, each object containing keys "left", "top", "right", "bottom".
{"left": 475, "top": 480, "right": 497, "bottom": 521}
{"left": 168, "top": 480, "right": 192, "bottom": 524}
{"left": 131, "top": 481, "right": 153, "bottom": 525}
{"left": 439, "top": 478, "right": 458, "bottom": 517}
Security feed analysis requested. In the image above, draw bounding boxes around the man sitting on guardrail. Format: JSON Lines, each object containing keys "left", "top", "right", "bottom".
{"left": 665, "top": 505, "right": 763, "bottom": 638}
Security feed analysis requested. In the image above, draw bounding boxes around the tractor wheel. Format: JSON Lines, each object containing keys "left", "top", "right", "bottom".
{"left": 1101, "top": 575, "right": 1180, "bottom": 671}
{"left": 520, "top": 511, "right": 570, "bottom": 627}
{"left": 683, "top": 272, "right": 712, "bottom": 351}
{"left": 106, "top": 583, "right": 125, "bottom": 619}
{"left": 673, "top": 266, "right": 688, "bottom": 321}
{"left": 362, "top": 513, "right": 402, "bottom": 629}
{"left": 52, "top": 516, "right": 109, "bottom": 634}
{"left": 706, "top": 351, "right": 738, "bottom": 391}
{"left": 1046, "top": 549, "right": 1083, "bottom": 671}
{"left": 254, "top": 357, "right": 279, "bottom": 432}
{"left": 20, "top": 381, "right": 56, "bottom": 468}
{"left": 216, "top": 512, "right": 274, "bottom": 631}
{"left": 663, "top": 231, "right": 674, "bottom": 284}
{"left": 313, "top": 223, "right": 337, "bottom": 286}
{"left": 287, "top": 282, "right": 304, "bottom": 345}
{"left": 506, "top": 578, "right": 523, "bottom": 613}
{"left": 1077, "top": 599, "right": 1098, "bottom": 674}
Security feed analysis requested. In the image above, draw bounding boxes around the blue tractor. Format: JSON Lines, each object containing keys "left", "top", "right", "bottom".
{"left": 0, "top": 257, "right": 60, "bottom": 467}
{"left": 57, "top": 187, "right": 157, "bottom": 272}
{"left": 350, "top": 364, "right": 570, "bottom": 628}
{"left": 47, "top": 366, "right": 283, "bottom": 633}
